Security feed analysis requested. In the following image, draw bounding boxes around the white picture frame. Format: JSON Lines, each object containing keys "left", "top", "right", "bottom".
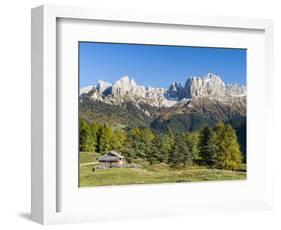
{"left": 31, "top": 5, "right": 274, "bottom": 225}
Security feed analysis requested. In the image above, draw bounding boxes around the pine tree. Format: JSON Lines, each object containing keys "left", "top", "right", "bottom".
{"left": 146, "top": 141, "right": 160, "bottom": 165}
{"left": 79, "top": 119, "right": 94, "bottom": 152}
{"left": 151, "top": 135, "right": 169, "bottom": 163}
{"left": 168, "top": 135, "right": 190, "bottom": 167}
{"left": 140, "top": 127, "right": 155, "bottom": 144}
{"left": 90, "top": 121, "right": 99, "bottom": 152}
{"left": 185, "top": 132, "right": 199, "bottom": 161}
{"left": 166, "top": 128, "right": 175, "bottom": 154}
{"left": 198, "top": 125, "right": 217, "bottom": 168}
{"left": 111, "top": 130, "right": 127, "bottom": 152}
{"left": 130, "top": 127, "right": 142, "bottom": 140}
{"left": 214, "top": 122, "right": 243, "bottom": 170}
{"left": 124, "top": 127, "right": 144, "bottom": 160}
{"left": 98, "top": 124, "right": 112, "bottom": 154}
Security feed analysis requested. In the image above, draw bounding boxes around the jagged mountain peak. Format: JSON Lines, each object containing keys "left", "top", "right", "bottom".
{"left": 96, "top": 80, "right": 112, "bottom": 95}
{"left": 184, "top": 73, "right": 247, "bottom": 98}
{"left": 80, "top": 85, "right": 95, "bottom": 95}
{"left": 113, "top": 76, "right": 139, "bottom": 88}
{"left": 115, "top": 75, "right": 130, "bottom": 84}
{"left": 189, "top": 73, "right": 224, "bottom": 85}
{"left": 185, "top": 73, "right": 225, "bottom": 98}
{"left": 81, "top": 73, "right": 246, "bottom": 107}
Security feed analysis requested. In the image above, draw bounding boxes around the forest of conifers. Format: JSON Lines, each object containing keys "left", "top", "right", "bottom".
{"left": 80, "top": 119, "right": 243, "bottom": 171}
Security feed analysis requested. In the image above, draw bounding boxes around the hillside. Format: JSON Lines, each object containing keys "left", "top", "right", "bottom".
{"left": 79, "top": 73, "right": 247, "bottom": 157}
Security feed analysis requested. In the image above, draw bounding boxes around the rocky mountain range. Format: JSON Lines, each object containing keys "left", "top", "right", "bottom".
{"left": 80, "top": 73, "right": 247, "bottom": 157}
{"left": 80, "top": 73, "right": 246, "bottom": 108}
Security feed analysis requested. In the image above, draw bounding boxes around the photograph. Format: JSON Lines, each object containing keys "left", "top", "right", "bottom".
{"left": 78, "top": 42, "right": 247, "bottom": 187}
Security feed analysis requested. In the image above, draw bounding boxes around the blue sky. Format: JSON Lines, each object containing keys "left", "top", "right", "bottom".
{"left": 79, "top": 42, "right": 246, "bottom": 88}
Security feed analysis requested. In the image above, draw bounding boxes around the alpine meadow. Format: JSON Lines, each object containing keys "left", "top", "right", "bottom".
{"left": 79, "top": 42, "right": 247, "bottom": 187}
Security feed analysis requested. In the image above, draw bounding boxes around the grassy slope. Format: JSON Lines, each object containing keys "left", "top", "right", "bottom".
{"left": 79, "top": 152, "right": 101, "bottom": 164}
{"left": 79, "top": 153, "right": 246, "bottom": 187}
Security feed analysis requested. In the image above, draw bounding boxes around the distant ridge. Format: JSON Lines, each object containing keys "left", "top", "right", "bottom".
{"left": 80, "top": 73, "right": 246, "bottom": 108}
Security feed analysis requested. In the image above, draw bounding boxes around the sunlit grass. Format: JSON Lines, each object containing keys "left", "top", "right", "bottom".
{"left": 79, "top": 152, "right": 101, "bottom": 164}
{"left": 79, "top": 155, "right": 246, "bottom": 187}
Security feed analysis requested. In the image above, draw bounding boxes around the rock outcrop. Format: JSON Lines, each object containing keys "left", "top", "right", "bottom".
{"left": 80, "top": 73, "right": 246, "bottom": 108}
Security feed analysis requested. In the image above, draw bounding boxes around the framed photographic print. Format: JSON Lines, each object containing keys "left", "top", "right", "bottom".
{"left": 78, "top": 42, "right": 247, "bottom": 187}
{"left": 31, "top": 5, "right": 274, "bottom": 224}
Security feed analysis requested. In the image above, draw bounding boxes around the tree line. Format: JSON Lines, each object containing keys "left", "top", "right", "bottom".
{"left": 80, "top": 119, "right": 243, "bottom": 170}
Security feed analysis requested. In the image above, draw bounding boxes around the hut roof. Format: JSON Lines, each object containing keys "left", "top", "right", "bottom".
{"left": 107, "top": 151, "right": 125, "bottom": 159}
{"left": 98, "top": 155, "right": 120, "bottom": 162}
{"left": 98, "top": 151, "right": 125, "bottom": 162}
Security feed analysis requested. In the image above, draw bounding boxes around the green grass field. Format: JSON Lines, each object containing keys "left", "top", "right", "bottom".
{"left": 79, "top": 152, "right": 101, "bottom": 164}
{"left": 79, "top": 152, "right": 246, "bottom": 187}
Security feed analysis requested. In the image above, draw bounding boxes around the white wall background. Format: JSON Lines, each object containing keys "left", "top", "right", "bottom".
{"left": 0, "top": 0, "right": 280, "bottom": 229}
